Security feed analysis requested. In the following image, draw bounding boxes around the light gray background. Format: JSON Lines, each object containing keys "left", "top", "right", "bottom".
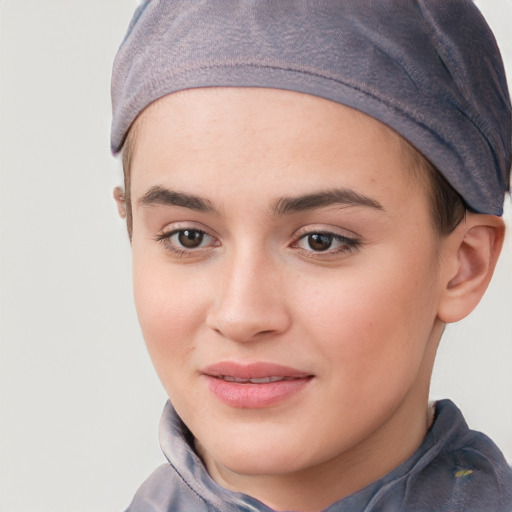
{"left": 0, "top": 1, "right": 511, "bottom": 511}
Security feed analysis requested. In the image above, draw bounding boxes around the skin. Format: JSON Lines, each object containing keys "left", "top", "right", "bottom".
{"left": 117, "top": 87, "right": 504, "bottom": 512}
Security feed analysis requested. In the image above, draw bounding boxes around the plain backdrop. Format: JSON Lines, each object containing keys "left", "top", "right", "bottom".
{"left": 0, "top": 1, "right": 511, "bottom": 511}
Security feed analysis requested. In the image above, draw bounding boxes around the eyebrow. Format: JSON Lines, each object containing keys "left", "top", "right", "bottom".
{"left": 138, "top": 185, "right": 217, "bottom": 213}
{"left": 272, "top": 188, "right": 384, "bottom": 215}
{"left": 137, "top": 185, "right": 384, "bottom": 216}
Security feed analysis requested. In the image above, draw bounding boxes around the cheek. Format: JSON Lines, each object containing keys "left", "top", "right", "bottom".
{"left": 132, "top": 251, "right": 210, "bottom": 385}
{"left": 295, "top": 253, "right": 439, "bottom": 390}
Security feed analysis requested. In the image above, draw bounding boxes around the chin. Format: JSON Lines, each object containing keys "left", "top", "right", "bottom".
{"left": 196, "top": 423, "right": 328, "bottom": 477}
{"left": 210, "top": 446, "right": 308, "bottom": 476}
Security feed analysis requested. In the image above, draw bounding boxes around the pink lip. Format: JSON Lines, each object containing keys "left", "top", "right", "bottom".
{"left": 202, "top": 362, "right": 314, "bottom": 408}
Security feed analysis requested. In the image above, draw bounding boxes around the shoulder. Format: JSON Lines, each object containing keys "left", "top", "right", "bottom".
{"left": 402, "top": 401, "right": 512, "bottom": 512}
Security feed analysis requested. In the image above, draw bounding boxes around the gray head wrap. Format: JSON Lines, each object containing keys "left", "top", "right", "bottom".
{"left": 111, "top": 0, "right": 511, "bottom": 215}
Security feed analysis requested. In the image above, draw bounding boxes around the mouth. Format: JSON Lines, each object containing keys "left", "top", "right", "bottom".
{"left": 214, "top": 375, "right": 303, "bottom": 384}
{"left": 202, "top": 362, "right": 314, "bottom": 408}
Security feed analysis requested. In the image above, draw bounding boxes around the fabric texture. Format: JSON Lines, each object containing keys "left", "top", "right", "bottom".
{"left": 124, "top": 400, "right": 512, "bottom": 512}
{"left": 111, "top": 0, "right": 511, "bottom": 215}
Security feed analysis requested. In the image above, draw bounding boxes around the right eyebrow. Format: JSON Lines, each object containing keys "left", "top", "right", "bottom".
{"left": 138, "top": 185, "right": 217, "bottom": 213}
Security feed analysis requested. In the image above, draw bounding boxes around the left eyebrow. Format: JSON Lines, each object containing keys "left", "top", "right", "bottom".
{"left": 272, "top": 188, "right": 384, "bottom": 215}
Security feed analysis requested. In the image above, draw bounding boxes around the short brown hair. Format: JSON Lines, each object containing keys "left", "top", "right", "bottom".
{"left": 401, "top": 138, "right": 466, "bottom": 235}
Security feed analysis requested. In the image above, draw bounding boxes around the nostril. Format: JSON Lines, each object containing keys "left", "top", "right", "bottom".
{"left": 256, "top": 330, "right": 275, "bottom": 337}
{"left": 207, "top": 313, "right": 291, "bottom": 344}
{"left": 205, "top": 269, "right": 292, "bottom": 342}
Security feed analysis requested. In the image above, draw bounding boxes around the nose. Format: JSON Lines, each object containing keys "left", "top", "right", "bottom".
{"left": 206, "top": 250, "right": 292, "bottom": 343}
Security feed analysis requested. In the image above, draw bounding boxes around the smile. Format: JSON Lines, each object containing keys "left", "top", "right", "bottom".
{"left": 216, "top": 375, "right": 301, "bottom": 384}
{"left": 202, "top": 362, "right": 314, "bottom": 408}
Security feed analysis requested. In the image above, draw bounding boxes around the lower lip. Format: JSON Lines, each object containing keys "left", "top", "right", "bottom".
{"left": 205, "top": 376, "right": 312, "bottom": 408}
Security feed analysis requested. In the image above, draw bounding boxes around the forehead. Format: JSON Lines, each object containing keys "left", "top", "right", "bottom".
{"left": 131, "top": 87, "right": 408, "bottom": 162}
{"left": 128, "top": 87, "right": 424, "bottom": 213}
{"left": 135, "top": 87, "right": 403, "bottom": 142}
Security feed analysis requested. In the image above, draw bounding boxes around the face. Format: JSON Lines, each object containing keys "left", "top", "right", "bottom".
{"left": 128, "top": 88, "right": 447, "bottom": 499}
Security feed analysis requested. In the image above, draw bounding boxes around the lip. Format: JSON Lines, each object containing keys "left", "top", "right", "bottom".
{"left": 202, "top": 362, "right": 314, "bottom": 408}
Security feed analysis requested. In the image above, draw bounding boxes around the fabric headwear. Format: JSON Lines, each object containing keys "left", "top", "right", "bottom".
{"left": 111, "top": 0, "right": 511, "bottom": 215}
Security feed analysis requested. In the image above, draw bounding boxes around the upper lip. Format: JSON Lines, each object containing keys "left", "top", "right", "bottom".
{"left": 202, "top": 361, "right": 313, "bottom": 380}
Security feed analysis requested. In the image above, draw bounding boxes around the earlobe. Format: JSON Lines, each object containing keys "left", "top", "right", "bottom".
{"left": 437, "top": 214, "right": 505, "bottom": 324}
{"left": 113, "top": 186, "right": 127, "bottom": 219}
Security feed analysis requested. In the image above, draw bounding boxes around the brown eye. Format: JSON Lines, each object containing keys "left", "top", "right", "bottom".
{"left": 307, "top": 233, "right": 333, "bottom": 251}
{"left": 177, "top": 229, "right": 204, "bottom": 248}
{"left": 157, "top": 227, "right": 217, "bottom": 257}
{"left": 295, "top": 231, "right": 361, "bottom": 256}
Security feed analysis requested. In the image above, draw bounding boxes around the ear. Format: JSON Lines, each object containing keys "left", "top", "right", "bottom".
{"left": 113, "top": 186, "right": 127, "bottom": 219}
{"left": 437, "top": 213, "right": 505, "bottom": 323}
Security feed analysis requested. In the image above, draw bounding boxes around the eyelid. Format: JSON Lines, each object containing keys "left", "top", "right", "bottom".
{"left": 293, "top": 224, "right": 361, "bottom": 241}
{"left": 155, "top": 222, "right": 220, "bottom": 257}
{"left": 157, "top": 220, "right": 219, "bottom": 240}
{"left": 296, "top": 232, "right": 359, "bottom": 249}
{"left": 156, "top": 228, "right": 213, "bottom": 245}
{"left": 291, "top": 225, "right": 362, "bottom": 257}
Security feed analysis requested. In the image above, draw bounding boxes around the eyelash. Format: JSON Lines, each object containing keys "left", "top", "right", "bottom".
{"left": 155, "top": 228, "right": 361, "bottom": 259}
{"left": 156, "top": 228, "right": 216, "bottom": 257}
{"left": 293, "top": 231, "right": 361, "bottom": 257}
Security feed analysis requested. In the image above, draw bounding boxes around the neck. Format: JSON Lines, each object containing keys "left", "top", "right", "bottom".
{"left": 200, "top": 395, "right": 433, "bottom": 511}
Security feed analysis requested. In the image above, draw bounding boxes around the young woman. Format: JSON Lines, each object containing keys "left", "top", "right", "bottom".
{"left": 111, "top": 2, "right": 512, "bottom": 510}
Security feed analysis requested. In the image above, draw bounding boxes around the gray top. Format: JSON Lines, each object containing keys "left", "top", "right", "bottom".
{"left": 124, "top": 400, "right": 512, "bottom": 512}
{"left": 111, "top": 0, "right": 511, "bottom": 214}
